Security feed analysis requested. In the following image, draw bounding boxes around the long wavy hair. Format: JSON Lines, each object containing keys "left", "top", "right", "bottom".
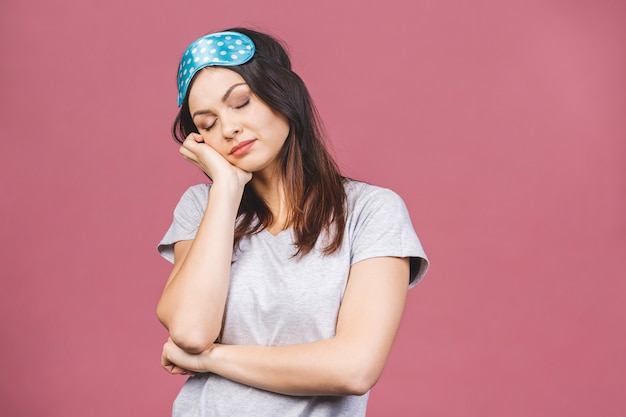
{"left": 172, "top": 27, "right": 346, "bottom": 256}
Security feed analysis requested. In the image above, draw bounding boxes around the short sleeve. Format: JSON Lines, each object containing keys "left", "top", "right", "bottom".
{"left": 157, "top": 184, "right": 209, "bottom": 263}
{"left": 348, "top": 184, "right": 429, "bottom": 287}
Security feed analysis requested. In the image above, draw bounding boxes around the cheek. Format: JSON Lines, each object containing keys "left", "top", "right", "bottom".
{"left": 201, "top": 133, "right": 228, "bottom": 153}
{"left": 199, "top": 132, "right": 213, "bottom": 145}
{"left": 263, "top": 113, "right": 290, "bottom": 139}
{"left": 277, "top": 119, "right": 290, "bottom": 141}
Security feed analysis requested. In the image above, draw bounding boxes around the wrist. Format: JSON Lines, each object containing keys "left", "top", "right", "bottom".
{"left": 210, "top": 179, "right": 245, "bottom": 197}
{"left": 199, "top": 343, "right": 221, "bottom": 373}
{"left": 207, "top": 181, "right": 245, "bottom": 211}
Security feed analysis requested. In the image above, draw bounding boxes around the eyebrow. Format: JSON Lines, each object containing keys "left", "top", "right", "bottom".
{"left": 191, "top": 83, "right": 247, "bottom": 119}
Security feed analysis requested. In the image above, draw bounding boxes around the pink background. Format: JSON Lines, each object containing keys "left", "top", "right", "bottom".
{"left": 1, "top": 0, "right": 624, "bottom": 416}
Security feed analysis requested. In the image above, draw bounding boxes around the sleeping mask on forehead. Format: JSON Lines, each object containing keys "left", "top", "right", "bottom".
{"left": 177, "top": 31, "right": 256, "bottom": 107}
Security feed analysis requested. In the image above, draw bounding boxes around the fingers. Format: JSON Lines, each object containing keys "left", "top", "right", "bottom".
{"left": 179, "top": 144, "right": 199, "bottom": 163}
{"left": 161, "top": 341, "right": 197, "bottom": 377}
{"left": 178, "top": 133, "right": 253, "bottom": 186}
{"left": 180, "top": 134, "right": 204, "bottom": 157}
{"left": 179, "top": 135, "right": 215, "bottom": 171}
{"left": 179, "top": 134, "right": 218, "bottom": 163}
{"left": 183, "top": 132, "right": 204, "bottom": 146}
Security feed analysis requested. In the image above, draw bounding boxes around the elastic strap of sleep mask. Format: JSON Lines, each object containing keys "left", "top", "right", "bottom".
{"left": 177, "top": 31, "right": 255, "bottom": 107}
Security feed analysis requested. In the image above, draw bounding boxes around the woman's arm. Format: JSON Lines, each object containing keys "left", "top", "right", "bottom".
{"left": 156, "top": 134, "right": 251, "bottom": 353}
{"left": 161, "top": 256, "right": 410, "bottom": 395}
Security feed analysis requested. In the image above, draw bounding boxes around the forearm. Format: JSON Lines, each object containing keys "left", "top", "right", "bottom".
{"left": 157, "top": 182, "right": 243, "bottom": 352}
{"left": 206, "top": 340, "right": 379, "bottom": 396}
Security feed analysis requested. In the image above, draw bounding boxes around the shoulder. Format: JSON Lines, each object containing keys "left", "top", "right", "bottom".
{"left": 344, "top": 179, "right": 408, "bottom": 216}
{"left": 157, "top": 184, "right": 210, "bottom": 263}
{"left": 174, "top": 183, "right": 210, "bottom": 213}
{"left": 169, "top": 184, "right": 212, "bottom": 228}
{"left": 342, "top": 179, "right": 429, "bottom": 286}
{"left": 181, "top": 183, "right": 210, "bottom": 201}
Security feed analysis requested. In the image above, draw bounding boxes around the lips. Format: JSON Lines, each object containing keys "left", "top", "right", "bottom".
{"left": 229, "top": 139, "right": 256, "bottom": 156}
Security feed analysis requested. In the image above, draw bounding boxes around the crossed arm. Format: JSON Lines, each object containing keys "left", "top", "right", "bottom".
{"left": 159, "top": 251, "right": 410, "bottom": 396}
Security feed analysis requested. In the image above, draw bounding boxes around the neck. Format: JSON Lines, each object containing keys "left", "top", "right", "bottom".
{"left": 250, "top": 173, "right": 290, "bottom": 234}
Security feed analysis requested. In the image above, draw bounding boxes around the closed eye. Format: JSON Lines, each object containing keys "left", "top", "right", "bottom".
{"left": 234, "top": 99, "right": 250, "bottom": 109}
{"left": 202, "top": 120, "right": 217, "bottom": 132}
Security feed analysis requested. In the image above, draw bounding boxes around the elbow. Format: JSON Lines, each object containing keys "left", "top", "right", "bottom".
{"left": 155, "top": 302, "right": 169, "bottom": 329}
{"left": 341, "top": 372, "right": 379, "bottom": 396}
{"left": 335, "top": 356, "right": 383, "bottom": 396}
{"left": 168, "top": 328, "right": 215, "bottom": 354}
{"left": 156, "top": 305, "right": 217, "bottom": 354}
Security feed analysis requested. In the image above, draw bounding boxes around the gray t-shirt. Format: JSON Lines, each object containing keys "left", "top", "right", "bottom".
{"left": 158, "top": 179, "right": 428, "bottom": 417}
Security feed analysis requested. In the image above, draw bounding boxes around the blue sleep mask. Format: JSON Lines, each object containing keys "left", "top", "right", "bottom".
{"left": 177, "top": 31, "right": 256, "bottom": 107}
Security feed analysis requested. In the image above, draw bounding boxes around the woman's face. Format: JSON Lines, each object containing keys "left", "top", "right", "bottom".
{"left": 187, "top": 67, "right": 290, "bottom": 176}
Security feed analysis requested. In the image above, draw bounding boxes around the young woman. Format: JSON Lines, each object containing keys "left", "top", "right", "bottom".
{"left": 157, "top": 27, "right": 429, "bottom": 417}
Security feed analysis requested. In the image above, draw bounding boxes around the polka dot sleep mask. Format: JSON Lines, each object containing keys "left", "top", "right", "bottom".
{"left": 177, "top": 31, "right": 256, "bottom": 107}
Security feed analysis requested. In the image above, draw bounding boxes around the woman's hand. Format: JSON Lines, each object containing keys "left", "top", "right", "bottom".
{"left": 161, "top": 337, "right": 213, "bottom": 377}
{"left": 179, "top": 133, "right": 252, "bottom": 187}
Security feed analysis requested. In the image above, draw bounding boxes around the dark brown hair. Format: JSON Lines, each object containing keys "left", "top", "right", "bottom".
{"left": 172, "top": 27, "right": 346, "bottom": 256}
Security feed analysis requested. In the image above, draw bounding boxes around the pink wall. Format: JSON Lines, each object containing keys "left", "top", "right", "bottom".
{"left": 1, "top": 0, "right": 624, "bottom": 415}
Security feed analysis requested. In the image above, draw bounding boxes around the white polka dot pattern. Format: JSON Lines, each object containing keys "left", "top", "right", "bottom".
{"left": 177, "top": 31, "right": 255, "bottom": 107}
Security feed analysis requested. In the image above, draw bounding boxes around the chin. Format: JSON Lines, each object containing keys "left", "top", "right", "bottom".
{"left": 239, "top": 158, "right": 277, "bottom": 175}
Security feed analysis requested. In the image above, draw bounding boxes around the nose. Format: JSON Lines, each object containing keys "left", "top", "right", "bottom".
{"left": 221, "top": 113, "right": 242, "bottom": 140}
